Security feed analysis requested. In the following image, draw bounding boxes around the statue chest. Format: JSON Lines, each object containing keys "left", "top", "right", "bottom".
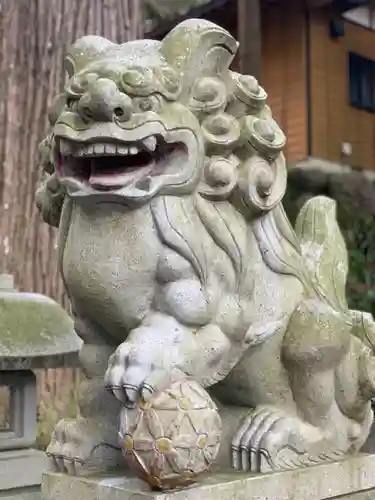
{"left": 61, "top": 201, "right": 160, "bottom": 333}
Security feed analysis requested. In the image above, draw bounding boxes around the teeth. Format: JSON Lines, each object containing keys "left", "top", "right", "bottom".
{"left": 77, "top": 145, "right": 95, "bottom": 156}
{"left": 73, "top": 141, "right": 150, "bottom": 157}
{"left": 93, "top": 144, "right": 105, "bottom": 155}
{"left": 116, "top": 146, "right": 129, "bottom": 155}
{"left": 60, "top": 139, "right": 73, "bottom": 155}
{"left": 104, "top": 144, "right": 117, "bottom": 155}
{"left": 143, "top": 136, "right": 157, "bottom": 152}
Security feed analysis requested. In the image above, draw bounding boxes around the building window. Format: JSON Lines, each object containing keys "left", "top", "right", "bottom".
{"left": 349, "top": 52, "right": 375, "bottom": 112}
{"left": 343, "top": 6, "right": 375, "bottom": 31}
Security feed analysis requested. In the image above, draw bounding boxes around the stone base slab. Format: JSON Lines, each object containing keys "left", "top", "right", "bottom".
{"left": 42, "top": 453, "right": 375, "bottom": 500}
{"left": 0, "top": 488, "right": 41, "bottom": 500}
{"left": 0, "top": 449, "right": 48, "bottom": 491}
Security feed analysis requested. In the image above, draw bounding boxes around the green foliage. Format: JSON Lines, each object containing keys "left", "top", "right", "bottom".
{"left": 284, "top": 186, "right": 375, "bottom": 316}
{"left": 339, "top": 211, "right": 375, "bottom": 314}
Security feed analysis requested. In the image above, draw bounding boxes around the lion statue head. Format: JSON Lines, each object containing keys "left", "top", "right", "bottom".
{"left": 41, "top": 19, "right": 287, "bottom": 215}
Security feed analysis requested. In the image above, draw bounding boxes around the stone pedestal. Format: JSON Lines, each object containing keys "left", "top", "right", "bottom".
{"left": 1, "top": 488, "right": 41, "bottom": 500}
{"left": 0, "top": 449, "right": 47, "bottom": 490}
{"left": 42, "top": 454, "right": 375, "bottom": 500}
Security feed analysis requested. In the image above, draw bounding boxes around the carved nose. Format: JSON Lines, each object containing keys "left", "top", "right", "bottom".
{"left": 78, "top": 78, "right": 133, "bottom": 122}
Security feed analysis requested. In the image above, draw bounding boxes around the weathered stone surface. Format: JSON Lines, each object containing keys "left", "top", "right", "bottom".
{"left": 35, "top": 17, "right": 375, "bottom": 491}
{"left": 0, "top": 488, "right": 41, "bottom": 500}
{"left": 41, "top": 454, "right": 375, "bottom": 500}
{"left": 0, "top": 353, "right": 80, "bottom": 370}
{"left": 0, "top": 289, "right": 81, "bottom": 370}
{"left": 0, "top": 449, "right": 48, "bottom": 490}
{"left": 0, "top": 277, "right": 81, "bottom": 496}
{"left": 337, "top": 491, "right": 375, "bottom": 500}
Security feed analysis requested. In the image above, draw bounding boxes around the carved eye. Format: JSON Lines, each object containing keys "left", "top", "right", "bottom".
{"left": 121, "top": 67, "right": 151, "bottom": 89}
{"left": 66, "top": 97, "right": 78, "bottom": 112}
{"left": 133, "top": 96, "right": 161, "bottom": 113}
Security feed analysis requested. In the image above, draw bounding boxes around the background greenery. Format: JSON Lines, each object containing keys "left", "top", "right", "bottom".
{"left": 284, "top": 185, "right": 375, "bottom": 316}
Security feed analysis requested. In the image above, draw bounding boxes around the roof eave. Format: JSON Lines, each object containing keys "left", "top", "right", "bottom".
{"left": 307, "top": 0, "right": 369, "bottom": 8}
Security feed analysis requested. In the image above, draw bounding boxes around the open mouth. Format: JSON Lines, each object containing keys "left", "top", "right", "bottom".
{"left": 57, "top": 135, "right": 187, "bottom": 192}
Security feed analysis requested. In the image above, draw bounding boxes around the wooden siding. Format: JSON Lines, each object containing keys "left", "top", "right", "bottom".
{"left": 261, "top": 2, "right": 308, "bottom": 163}
{"left": 197, "top": 1, "right": 308, "bottom": 163}
{"left": 309, "top": 8, "right": 375, "bottom": 169}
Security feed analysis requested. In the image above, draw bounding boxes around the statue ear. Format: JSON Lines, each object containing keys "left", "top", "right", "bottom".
{"left": 64, "top": 36, "right": 114, "bottom": 77}
{"left": 160, "top": 19, "right": 238, "bottom": 100}
{"left": 48, "top": 93, "right": 66, "bottom": 125}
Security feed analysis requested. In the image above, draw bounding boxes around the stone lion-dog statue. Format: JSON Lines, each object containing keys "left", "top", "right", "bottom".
{"left": 36, "top": 18, "right": 375, "bottom": 485}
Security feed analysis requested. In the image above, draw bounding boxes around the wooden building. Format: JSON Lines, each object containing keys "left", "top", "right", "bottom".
{"left": 148, "top": 0, "right": 375, "bottom": 170}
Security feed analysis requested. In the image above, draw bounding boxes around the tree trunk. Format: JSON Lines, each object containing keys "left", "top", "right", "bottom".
{"left": 0, "top": 0, "right": 143, "bottom": 303}
{"left": 237, "top": 0, "right": 262, "bottom": 80}
{"left": 0, "top": 0, "right": 144, "bottom": 431}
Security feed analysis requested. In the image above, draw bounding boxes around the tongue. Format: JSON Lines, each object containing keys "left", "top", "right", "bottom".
{"left": 89, "top": 171, "right": 132, "bottom": 187}
{"left": 89, "top": 163, "right": 154, "bottom": 187}
{"left": 89, "top": 157, "right": 136, "bottom": 186}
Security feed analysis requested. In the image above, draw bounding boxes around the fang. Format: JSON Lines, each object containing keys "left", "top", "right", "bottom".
{"left": 143, "top": 136, "right": 157, "bottom": 152}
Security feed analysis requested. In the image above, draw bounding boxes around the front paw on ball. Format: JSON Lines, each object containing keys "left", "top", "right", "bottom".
{"left": 104, "top": 342, "right": 183, "bottom": 407}
{"left": 118, "top": 378, "right": 222, "bottom": 490}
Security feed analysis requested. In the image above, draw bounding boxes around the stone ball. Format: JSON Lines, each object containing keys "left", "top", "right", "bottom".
{"left": 119, "top": 378, "right": 222, "bottom": 490}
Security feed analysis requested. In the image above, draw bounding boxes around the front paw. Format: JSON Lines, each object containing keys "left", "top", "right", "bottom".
{"left": 104, "top": 341, "right": 183, "bottom": 407}
{"left": 46, "top": 417, "right": 122, "bottom": 475}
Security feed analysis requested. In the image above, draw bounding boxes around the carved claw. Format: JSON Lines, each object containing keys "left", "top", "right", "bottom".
{"left": 231, "top": 406, "right": 316, "bottom": 472}
{"left": 46, "top": 417, "right": 122, "bottom": 475}
{"left": 104, "top": 341, "right": 180, "bottom": 406}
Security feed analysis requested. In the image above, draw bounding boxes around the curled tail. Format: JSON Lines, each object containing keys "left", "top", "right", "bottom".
{"left": 295, "top": 196, "right": 375, "bottom": 400}
{"left": 295, "top": 195, "right": 348, "bottom": 312}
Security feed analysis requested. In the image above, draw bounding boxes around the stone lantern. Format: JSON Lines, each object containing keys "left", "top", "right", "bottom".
{"left": 0, "top": 274, "right": 81, "bottom": 494}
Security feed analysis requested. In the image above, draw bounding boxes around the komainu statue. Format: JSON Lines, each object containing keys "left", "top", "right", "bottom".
{"left": 36, "top": 18, "right": 375, "bottom": 487}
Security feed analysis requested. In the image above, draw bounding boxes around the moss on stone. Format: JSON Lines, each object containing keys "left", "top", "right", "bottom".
{"left": 0, "top": 292, "right": 80, "bottom": 360}
{"left": 284, "top": 181, "right": 375, "bottom": 317}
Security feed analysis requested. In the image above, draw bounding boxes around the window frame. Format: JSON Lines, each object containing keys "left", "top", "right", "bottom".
{"left": 348, "top": 52, "right": 375, "bottom": 113}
